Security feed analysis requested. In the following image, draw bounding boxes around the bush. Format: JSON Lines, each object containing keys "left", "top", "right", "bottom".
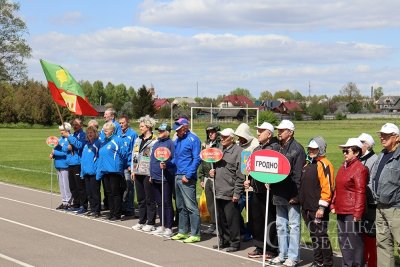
{"left": 335, "top": 112, "right": 346, "bottom": 120}
{"left": 258, "top": 110, "right": 278, "bottom": 125}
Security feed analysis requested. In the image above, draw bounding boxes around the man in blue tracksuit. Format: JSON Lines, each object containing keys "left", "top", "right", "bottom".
{"left": 119, "top": 115, "right": 138, "bottom": 219}
{"left": 166, "top": 118, "right": 202, "bottom": 243}
{"left": 62, "top": 118, "right": 87, "bottom": 213}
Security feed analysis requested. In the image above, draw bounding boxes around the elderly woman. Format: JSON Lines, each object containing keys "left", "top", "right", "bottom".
{"left": 131, "top": 115, "right": 158, "bottom": 232}
{"left": 81, "top": 126, "right": 101, "bottom": 217}
{"left": 96, "top": 122, "right": 127, "bottom": 220}
{"left": 299, "top": 137, "right": 334, "bottom": 267}
{"left": 331, "top": 138, "right": 368, "bottom": 267}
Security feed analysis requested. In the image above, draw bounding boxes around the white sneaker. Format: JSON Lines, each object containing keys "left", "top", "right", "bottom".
{"left": 163, "top": 228, "right": 173, "bottom": 237}
{"left": 282, "top": 259, "right": 297, "bottom": 267}
{"left": 131, "top": 223, "right": 144, "bottom": 231}
{"left": 151, "top": 226, "right": 164, "bottom": 235}
{"left": 268, "top": 256, "right": 285, "bottom": 266}
{"left": 142, "top": 224, "right": 156, "bottom": 232}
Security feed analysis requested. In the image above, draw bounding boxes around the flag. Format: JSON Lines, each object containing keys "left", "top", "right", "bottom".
{"left": 40, "top": 59, "right": 98, "bottom": 116}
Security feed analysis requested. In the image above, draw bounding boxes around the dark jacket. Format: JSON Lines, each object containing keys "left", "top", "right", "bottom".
{"left": 250, "top": 137, "right": 280, "bottom": 194}
{"left": 271, "top": 138, "right": 306, "bottom": 204}
{"left": 331, "top": 158, "right": 368, "bottom": 220}
{"left": 199, "top": 129, "right": 221, "bottom": 182}
{"left": 214, "top": 143, "right": 245, "bottom": 200}
{"left": 150, "top": 137, "right": 176, "bottom": 182}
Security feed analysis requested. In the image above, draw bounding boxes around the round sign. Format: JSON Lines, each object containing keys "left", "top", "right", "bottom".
{"left": 46, "top": 136, "right": 59, "bottom": 148}
{"left": 247, "top": 149, "right": 291, "bottom": 184}
{"left": 154, "top": 147, "right": 171, "bottom": 161}
{"left": 200, "top": 147, "right": 223, "bottom": 163}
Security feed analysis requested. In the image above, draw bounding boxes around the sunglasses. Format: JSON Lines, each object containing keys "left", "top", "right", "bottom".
{"left": 342, "top": 149, "right": 351, "bottom": 155}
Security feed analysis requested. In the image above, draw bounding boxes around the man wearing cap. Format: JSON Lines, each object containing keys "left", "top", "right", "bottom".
{"left": 199, "top": 123, "right": 221, "bottom": 235}
{"left": 268, "top": 120, "right": 306, "bottom": 267}
{"left": 246, "top": 122, "right": 280, "bottom": 259}
{"left": 168, "top": 118, "right": 202, "bottom": 243}
{"left": 369, "top": 123, "right": 400, "bottom": 267}
{"left": 119, "top": 115, "right": 138, "bottom": 219}
{"left": 358, "top": 133, "right": 378, "bottom": 267}
{"left": 209, "top": 128, "right": 244, "bottom": 252}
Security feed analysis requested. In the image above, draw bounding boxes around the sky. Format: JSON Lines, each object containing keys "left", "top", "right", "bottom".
{"left": 18, "top": 0, "right": 400, "bottom": 99}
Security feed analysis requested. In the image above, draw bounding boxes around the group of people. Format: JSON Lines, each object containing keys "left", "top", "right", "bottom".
{"left": 50, "top": 110, "right": 400, "bottom": 267}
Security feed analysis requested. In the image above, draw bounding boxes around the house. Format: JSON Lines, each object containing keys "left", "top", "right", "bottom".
{"left": 260, "top": 99, "right": 282, "bottom": 111}
{"left": 194, "top": 108, "right": 218, "bottom": 120}
{"left": 375, "top": 96, "right": 400, "bottom": 112}
{"left": 93, "top": 105, "right": 107, "bottom": 117}
{"left": 272, "top": 101, "right": 303, "bottom": 114}
{"left": 216, "top": 109, "right": 246, "bottom": 121}
{"left": 153, "top": 98, "right": 170, "bottom": 111}
{"left": 218, "top": 95, "right": 254, "bottom": 108}
{"left": 172, "top": 97, "right": 197, "bottom": 107}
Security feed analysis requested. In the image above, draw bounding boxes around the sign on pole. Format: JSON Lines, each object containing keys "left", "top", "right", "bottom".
{"left": 154, "top": 147, "right": 171, "bottom": 162}
{"left": 200, "top": 147, "right": 223, "bottom": 163}
{"left": 240, "top": 150, "right": 252, "bottom": 175}
{"left": 46, "top": 136, "right": 59, "bottom": 148}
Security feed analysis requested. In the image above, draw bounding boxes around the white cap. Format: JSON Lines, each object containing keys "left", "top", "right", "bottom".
{"left": 58, "top": 122, "right": 71, "bottom": 131}
{"left": 219, "top": 128, "right": 235, "bottom": 137}
{"left": 358, "top": 133, "right": 375, "bottom": 147}
{"left": 276, "top": 119, "right": 295, "bottom": 131}
{"left": 255, "top": 122, "right": 274, "bottom": 133}
{"left": 339, "top": 138, "right": 363, "bottom": 149}
{"left": 377, "top": 123, "right": 400, "bottom": 135}
{"left": 307, "top": 140, "right": 319, "bottom": 149}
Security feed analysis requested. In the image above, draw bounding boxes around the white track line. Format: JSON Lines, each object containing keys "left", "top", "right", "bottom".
{"left": 0, "top": 217, "right": 162, "bottom": 267}
{"left": 0, "top": 182, "right": 55, "bottom": 195}
{"left": 0, "top": 253, "right": 35, "bottom": 267}
{"left": 0, "top": 165, "right": 51, "bottom": 175}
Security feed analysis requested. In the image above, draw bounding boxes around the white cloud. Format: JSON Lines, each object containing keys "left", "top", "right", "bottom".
{"left": 139, "top": 0, "right": 400, "bottom": 30}
{"left": 50, "top": 11, "right": 85, "bottom": 26}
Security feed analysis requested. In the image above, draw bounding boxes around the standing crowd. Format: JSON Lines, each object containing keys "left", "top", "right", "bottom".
{"left": 50, "top": 109, "right": 400, "bottom": 267}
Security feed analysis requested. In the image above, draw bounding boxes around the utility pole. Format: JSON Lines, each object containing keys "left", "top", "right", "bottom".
{"left": 196, "top": 82, "right": 199, "bottom": 98}
{"left": 308, "top": 81, "right": 311, "bottom": 98}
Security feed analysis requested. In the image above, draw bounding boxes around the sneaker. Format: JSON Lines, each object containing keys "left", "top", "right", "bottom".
{"left": 151, "top": 226, "right": 165, "bottom": 235}
{"left": 268, "top": 256, "right": 285, "bottom": 266}
{"left": 248, "top": 247, "right": 263, "bottom": 258}
{"left": 171, "top": 233, "right": 189, "bottom": 240}
{"left": 203, "top": 225, "right": 216, "bottom": 234}
{"left": 76, "top": 206, "right": 87, "bottom": 214}
{"left": 282, "top": 259, "right": 297, "bottom": 267}
{"left": 67, "top": 206, "right": 80, "bottom": 212}
{"left": 182, "top": 235, "right": 201, "bottom": 243}
{"left": 163, "top": 228, "right": 173, "bottom": 237}
{"left": 56, "top": 204, "right": 64, "bottom": 210}
{"left": 142, "top": 224, "right": 156, "bottom": 232}
{"left": 131, "top": 223, "right": 145, "bottom": 231}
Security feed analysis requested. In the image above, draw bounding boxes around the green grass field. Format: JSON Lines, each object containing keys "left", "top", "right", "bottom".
{"left": 1, "top": 119, "right": 399, "bottom": 253}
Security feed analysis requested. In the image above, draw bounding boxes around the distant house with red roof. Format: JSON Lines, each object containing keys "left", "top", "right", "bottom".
{"left": 218, "top": 95, "right": 254, "bottom": 108}
{"left": 153, "top": 98, "right": 170, "bottom": 111}
{"left": 273, "top": 101, "right": 303, "bottom": 114}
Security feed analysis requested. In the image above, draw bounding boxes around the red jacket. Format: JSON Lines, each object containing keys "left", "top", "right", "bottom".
{"left": 331, "top": 158, "right": 368, "bottom": 220}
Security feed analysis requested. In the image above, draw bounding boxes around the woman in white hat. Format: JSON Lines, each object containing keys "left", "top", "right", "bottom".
{"left": 331, "top": 138, "right": 369, "bottom": 267}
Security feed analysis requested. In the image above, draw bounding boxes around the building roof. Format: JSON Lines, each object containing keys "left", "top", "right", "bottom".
{"left": 221, "top": 95, "right": 254, "bottom": 107}
{"left": 375, "top": 96, "right": 400, "bottom": 105}
{"left": 172, "top": 97, "right": 197, "bottom": 105}
{"left": 154, "top": 98, "right": 170, "bottom": 110}
{"left": 282, "top": 101, "right": 303, "bottom": 112}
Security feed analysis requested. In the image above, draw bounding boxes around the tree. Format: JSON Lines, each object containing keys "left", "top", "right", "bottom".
{"left": 274, "top": 89, "right": 295, "bottom": 100}
{"left": 92, "top": 80, "right": 105, "bottom": 105}
{"left": 258, "top": 110, "right": 278, "bottom": 125}
{"left": 347, "top": 100, "right": 362, "bottom": 113}
{"left": 374, "top": 86, "right": 384, "bottom": 101}
{"left": 258, "top": 90, "right": 273, "bottom": 101}
{"left": 340, "top": 82, "right": 361, "bottom": 101}
{"left": 229, "top": 88, "right": 255, "bottom": 101}
{"left": 131, "top": 85, "right": 155, "bottom": 118}
{"left": 0, "top": 0, "right": 32, "bottom": 83}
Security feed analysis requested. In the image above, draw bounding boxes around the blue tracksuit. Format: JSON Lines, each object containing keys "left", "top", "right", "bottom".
{"left": 96, "top": 134, "right": 127, "bottom": 180}
{"left": 80, "top": 138, "right": 101, "bottom": 177}
{"left": 172, "top": 131, "right": 201, "bottom": 180}
{"left": 66, "top": 129, "right": 86, "bottom": 166}
{"left": 99, "top": 119, "right": 123, "bottom": 141}
{"left": 120, "top": 127, "right": 138, "bottom": 170}
{"left": 53, "top": 136, "right": 69, "bottom": 169}
{"left": 150, "top": 137, "right": 176, "bottom": 182}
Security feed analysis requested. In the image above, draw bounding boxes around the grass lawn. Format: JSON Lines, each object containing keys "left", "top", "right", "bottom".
{"left": 1, "top": 119, "right": 399, "bottom": 253}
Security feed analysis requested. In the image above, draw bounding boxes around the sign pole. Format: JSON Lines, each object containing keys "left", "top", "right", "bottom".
{"left": 245, "top": 174, "right": 249, "bottom": 223}
{"left": 50, "top": 160, "right": 54, "bottom": 210}
{"left": 262, "top": 186, "right": 270, "bottom": 267}
{"left": 211, "top": 162, "right": 220, "bottom": 250}
{"left": 161, "top": 165, "right": 165, "bottom": 239}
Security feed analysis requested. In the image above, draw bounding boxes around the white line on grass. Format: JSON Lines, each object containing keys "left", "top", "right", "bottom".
{"left": 0, "top": 252, "right": 35, "bottom": 267}
{"left": 0, "top": 164, "right": 51, "bottom": 175}
{"left": 0, "top": 217, "right": 162, "bottom": 267}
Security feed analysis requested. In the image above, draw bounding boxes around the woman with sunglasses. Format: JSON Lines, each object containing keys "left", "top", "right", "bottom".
{"left": 331, "top": 138, "right": 368, "bottom": 267}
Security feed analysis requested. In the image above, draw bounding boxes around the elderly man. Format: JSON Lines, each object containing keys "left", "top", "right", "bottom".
{"left": 369, "top": 123, "right": 400, "bottom": 267}
{"left": 168, "top": 118, "right": 202, "bottom": 243}
{"left": 246, "top": 122, "right": 280, "bottom": 259}
{"left": 100, "top": 108, "right": 122, "bottom": 141}
{"left": 268, "top": 120, "right": 306, "bottom": 267}
{"left": 209, "top": 128, "right": 244, "bottom": 252}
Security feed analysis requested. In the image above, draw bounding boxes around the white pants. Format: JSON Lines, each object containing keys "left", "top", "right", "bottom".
{"left": 57, "top": 169, "right": 71, "bottom": 204}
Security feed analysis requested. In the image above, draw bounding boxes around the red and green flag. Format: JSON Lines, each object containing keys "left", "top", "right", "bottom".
{"left": 40, "top": 59, "right": 98, "bottom": 116}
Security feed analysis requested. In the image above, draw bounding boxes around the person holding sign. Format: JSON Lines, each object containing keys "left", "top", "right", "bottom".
{"left": 209, "top": 128, "right": 244, "bottom": 252}
{"left": 268, "top": 120, "right": 306, "bottom": 267}
{"left": 150, "top": 123, "right": 175, "bottom": 237}
{"left": 299, "top": 137, "right": 334, "bottom": 267}
{"left": 50, "top": 122, "right": 72, "bottom": 210}
{"left": 131, "top": 115, "right": 158, "bottom": 232}
{"left": 199, "top": 123, "right": 221, "bottom": 235}
{"left": 245, "top": 122, "right": 280, "bottom": 259}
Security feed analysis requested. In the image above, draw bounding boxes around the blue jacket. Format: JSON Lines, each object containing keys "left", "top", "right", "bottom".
{"left": 150, "top": 137, "right": 176, "bottom": 182}
{"left": 53, "top": 136, "right": 68, "bottom": 169}
{"left": 121, "top": 127, "right": 138, "bottom": 170}
{"left": 172, "top": 131, "right": 201, "bottom": 180}
{"left": 96, "top": 134, "right": 127, "bottom": 180}
{"left": 99, "top": 119, "right": 123, "bottom": 141}
{"left": 80, "top": 138, "right": 101, "bottom": 177}
{"left": 66, "top": 129, "right": 86, "bottom": 166}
